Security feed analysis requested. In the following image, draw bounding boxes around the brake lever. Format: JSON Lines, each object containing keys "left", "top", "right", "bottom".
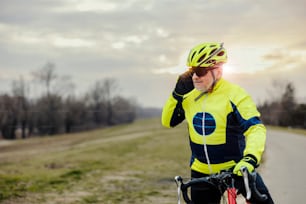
{"left": 240, "top": 166, "right": 251, "bottom": 200}
{"left": 174, "top": 176, "right": 182, "bottom": 204}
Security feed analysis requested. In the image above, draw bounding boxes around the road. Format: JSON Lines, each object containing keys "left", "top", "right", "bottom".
{"left": 260, "top": 129, "right": 306, "bottom": 203}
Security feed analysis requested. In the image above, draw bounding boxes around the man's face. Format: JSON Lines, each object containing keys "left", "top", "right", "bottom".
{"left": 191, "top": 67, "right": 220, "bottom": 92}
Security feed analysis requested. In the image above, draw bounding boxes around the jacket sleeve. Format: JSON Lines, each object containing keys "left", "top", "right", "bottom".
{"left": 234, "top": 90, "right": 266, "bottom": 165}
{"left": 161, "top": 93, "right": 185, "bottom": 128}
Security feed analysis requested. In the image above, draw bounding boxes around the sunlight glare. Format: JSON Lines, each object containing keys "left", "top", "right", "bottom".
{"left": 223, "top": 64, "right": 234, "bottom": 74}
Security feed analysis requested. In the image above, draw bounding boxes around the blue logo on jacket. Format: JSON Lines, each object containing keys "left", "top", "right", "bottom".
{"left": 193, "top": 112, "right": 216, "bottom": 136}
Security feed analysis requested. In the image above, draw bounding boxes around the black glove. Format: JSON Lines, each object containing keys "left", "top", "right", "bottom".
{"left": 173, "top": 70, "right": 194, "bottom": 99}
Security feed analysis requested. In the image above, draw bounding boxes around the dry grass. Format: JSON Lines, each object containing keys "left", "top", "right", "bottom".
{"left": 0, "top": 118, "right": 190, "bottom": 204}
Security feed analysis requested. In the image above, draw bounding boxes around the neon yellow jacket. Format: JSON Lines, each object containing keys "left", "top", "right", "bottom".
{"left": 161, "top": 78, "right": 266, "bottom": 174}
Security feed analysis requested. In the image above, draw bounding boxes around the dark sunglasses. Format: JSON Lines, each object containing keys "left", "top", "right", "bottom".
{"left": 189, "top": 67, "right": 217, "bottom": 77}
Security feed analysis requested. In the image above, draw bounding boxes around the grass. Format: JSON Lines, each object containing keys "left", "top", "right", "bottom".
{"left": 0, "top": 118, "right": 190, "bottom": 204}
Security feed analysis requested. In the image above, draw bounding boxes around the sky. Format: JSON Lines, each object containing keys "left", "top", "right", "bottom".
{"left": 1, "top": 0, "right": 306, "bottom": 108}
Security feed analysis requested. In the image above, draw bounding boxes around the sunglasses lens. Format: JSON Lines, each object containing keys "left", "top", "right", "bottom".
{"left": 195, "top": 69, "right": 208, "bottom": 77}
{"left": 190, "top": 67, "right": 218, "bottom": 77}
{"left": 190, "top": 67, "right": 209, "bottom": 77}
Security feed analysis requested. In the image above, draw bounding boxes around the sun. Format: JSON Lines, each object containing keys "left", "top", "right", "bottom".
{"left": 222, "top": 64, "right": 235, "bottom": 74}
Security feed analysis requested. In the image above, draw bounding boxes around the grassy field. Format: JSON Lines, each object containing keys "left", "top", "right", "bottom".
{"left": 0, "top": 118, "right": 191, "bottom": 204}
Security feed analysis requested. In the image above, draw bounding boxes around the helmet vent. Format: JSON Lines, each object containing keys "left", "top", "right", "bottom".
{"left": 198, "top": 46, "right": 206, "bottom": 53}
{"left": 210, "top": 48, "right": 217, "bottom": 55}
{"left": 190, "top": 51, "right": 196, "bottom": 62}
{"left": 217, "top": 51, "right": 225, "bottom": 56}
{"left": 197, "top": 53, "right": 207, "bottom": 63}
{"left": 207, "top": 59, "right": 216, "bottom": 64}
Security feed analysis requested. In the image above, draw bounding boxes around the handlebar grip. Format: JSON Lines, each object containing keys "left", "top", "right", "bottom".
{"left": 180, "top": 184, "right": 193, "bottom": 204}
{"left": 175, "top": 176, "right": 193, "bottom": 204}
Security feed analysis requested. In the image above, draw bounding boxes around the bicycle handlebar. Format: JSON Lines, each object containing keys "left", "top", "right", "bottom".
{"left": 174, "top": 167, "right": 268, "bottom": 204}
{"left": 240, "top": 167, "right": 268, "bottom": 202}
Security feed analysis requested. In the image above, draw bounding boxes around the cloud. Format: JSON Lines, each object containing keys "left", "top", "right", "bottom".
{"left": 0, "top": 27, "right": 94, "bottom": 49}
{"left": 0, "top": 0, "right": 306, "bottom": 107}
{"left": 61, "top": 0, "right": 119, "bottom": 12}
{"left": 262, "top": 52, "right": 286, "bottom": 61}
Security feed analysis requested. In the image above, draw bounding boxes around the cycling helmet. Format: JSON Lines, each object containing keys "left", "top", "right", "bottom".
{"left": 187, "top": 42, "right": 227, "bottom": 68}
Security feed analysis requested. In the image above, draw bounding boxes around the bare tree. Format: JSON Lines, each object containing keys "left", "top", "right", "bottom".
{"left": 279, "top": 82, "right": 296, "bottom": 126}
{"left": 32, "top": 62, "right": 57, "bottom": 96}
{"left": 11, "top": 76, "right": 30, "bottom": 138}
{"left": 63, "top": 96, "right": 88, "bottom": 133}
{"left": 87, "top": 80, "right": 107, "bottom": 126}
{"left": 31, "top": 62, "right": 59, "bottom": 135}
{"left": 260, "top": 80, "right": 297, "bottom": 126}
{"left": 0, "top": 95, "right": 17, "bottom": 139}
{"left": 53, "top": 75, "right": 75, "bottom": 98}
{"left": 30, "top": 62, "right": 78, "bottom": 135}
{"left": 103, "top": 78, "right": 119, "bottom": 125}
{"left": 292, "top": 104, "right": 306, "bottom": 128}
{"left": 86, "top": 78, "right": 119, "bottom": 126}
{"left": 35, "top": 94, "right": 64, "bottom": 135}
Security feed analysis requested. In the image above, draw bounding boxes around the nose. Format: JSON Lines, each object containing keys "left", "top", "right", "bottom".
{"left": 192, "top": 72, "right": 199, "bottom": 79}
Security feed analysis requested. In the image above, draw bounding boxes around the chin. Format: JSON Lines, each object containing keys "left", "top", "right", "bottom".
{"left": 195, "top": 86, "right": 207, "bottom": 92}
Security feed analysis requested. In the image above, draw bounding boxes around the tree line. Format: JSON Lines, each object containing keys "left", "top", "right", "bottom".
{"left": 2, "top": 63, "right": 304, "bottom": 139}
{"left": 258, "top": 81, "right": 306, "bottom": 129}
{"left": 0, "top": 62, "right": 137, "bottom": 139}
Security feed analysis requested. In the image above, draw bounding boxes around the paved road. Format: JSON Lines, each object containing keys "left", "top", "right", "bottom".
{"left": 260, "top": 129, "right": 306, "bottom": 203}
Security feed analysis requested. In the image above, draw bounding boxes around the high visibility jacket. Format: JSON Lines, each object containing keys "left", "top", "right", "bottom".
{"left": 161, "top": 78, "right": 266, "bottom": 174}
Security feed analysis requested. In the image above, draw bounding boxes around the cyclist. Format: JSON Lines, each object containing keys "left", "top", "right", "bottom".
{"left": 161, "top": 42, "right": 274, "bottom": 204}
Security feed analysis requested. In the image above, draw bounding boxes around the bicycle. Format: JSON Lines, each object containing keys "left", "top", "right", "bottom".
{"left": 174, "top": 167, "right": 268, "bottom": 204}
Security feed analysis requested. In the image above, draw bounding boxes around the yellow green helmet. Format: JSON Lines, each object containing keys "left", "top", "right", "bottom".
{"left": 187, "top": 42, "right": 227, "bottom": 68}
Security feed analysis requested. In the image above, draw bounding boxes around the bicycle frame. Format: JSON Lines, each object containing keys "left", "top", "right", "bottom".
{"left": 227, "top": 187, "right": 237, "bottom": 204}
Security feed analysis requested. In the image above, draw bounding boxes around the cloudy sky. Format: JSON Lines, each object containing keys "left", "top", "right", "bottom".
{"left": 1, "top": 0, "right": 305, "bottom": 108}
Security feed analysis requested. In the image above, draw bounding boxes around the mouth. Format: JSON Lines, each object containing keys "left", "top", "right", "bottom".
{"left": 193, "top": 80, "right": 202, "bottom": 84}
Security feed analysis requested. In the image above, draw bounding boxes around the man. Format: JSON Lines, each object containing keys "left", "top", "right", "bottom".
{"left": 161, "top": 42, "right": 274, "bottom": 203}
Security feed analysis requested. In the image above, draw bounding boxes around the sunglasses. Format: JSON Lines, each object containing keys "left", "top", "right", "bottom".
{"left": 189, "top": 67, "right": 217, "bottom": 77}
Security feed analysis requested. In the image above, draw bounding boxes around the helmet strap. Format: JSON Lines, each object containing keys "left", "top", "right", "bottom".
{"left": 208, "top": 70, "right": 217, "bottom": 92}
